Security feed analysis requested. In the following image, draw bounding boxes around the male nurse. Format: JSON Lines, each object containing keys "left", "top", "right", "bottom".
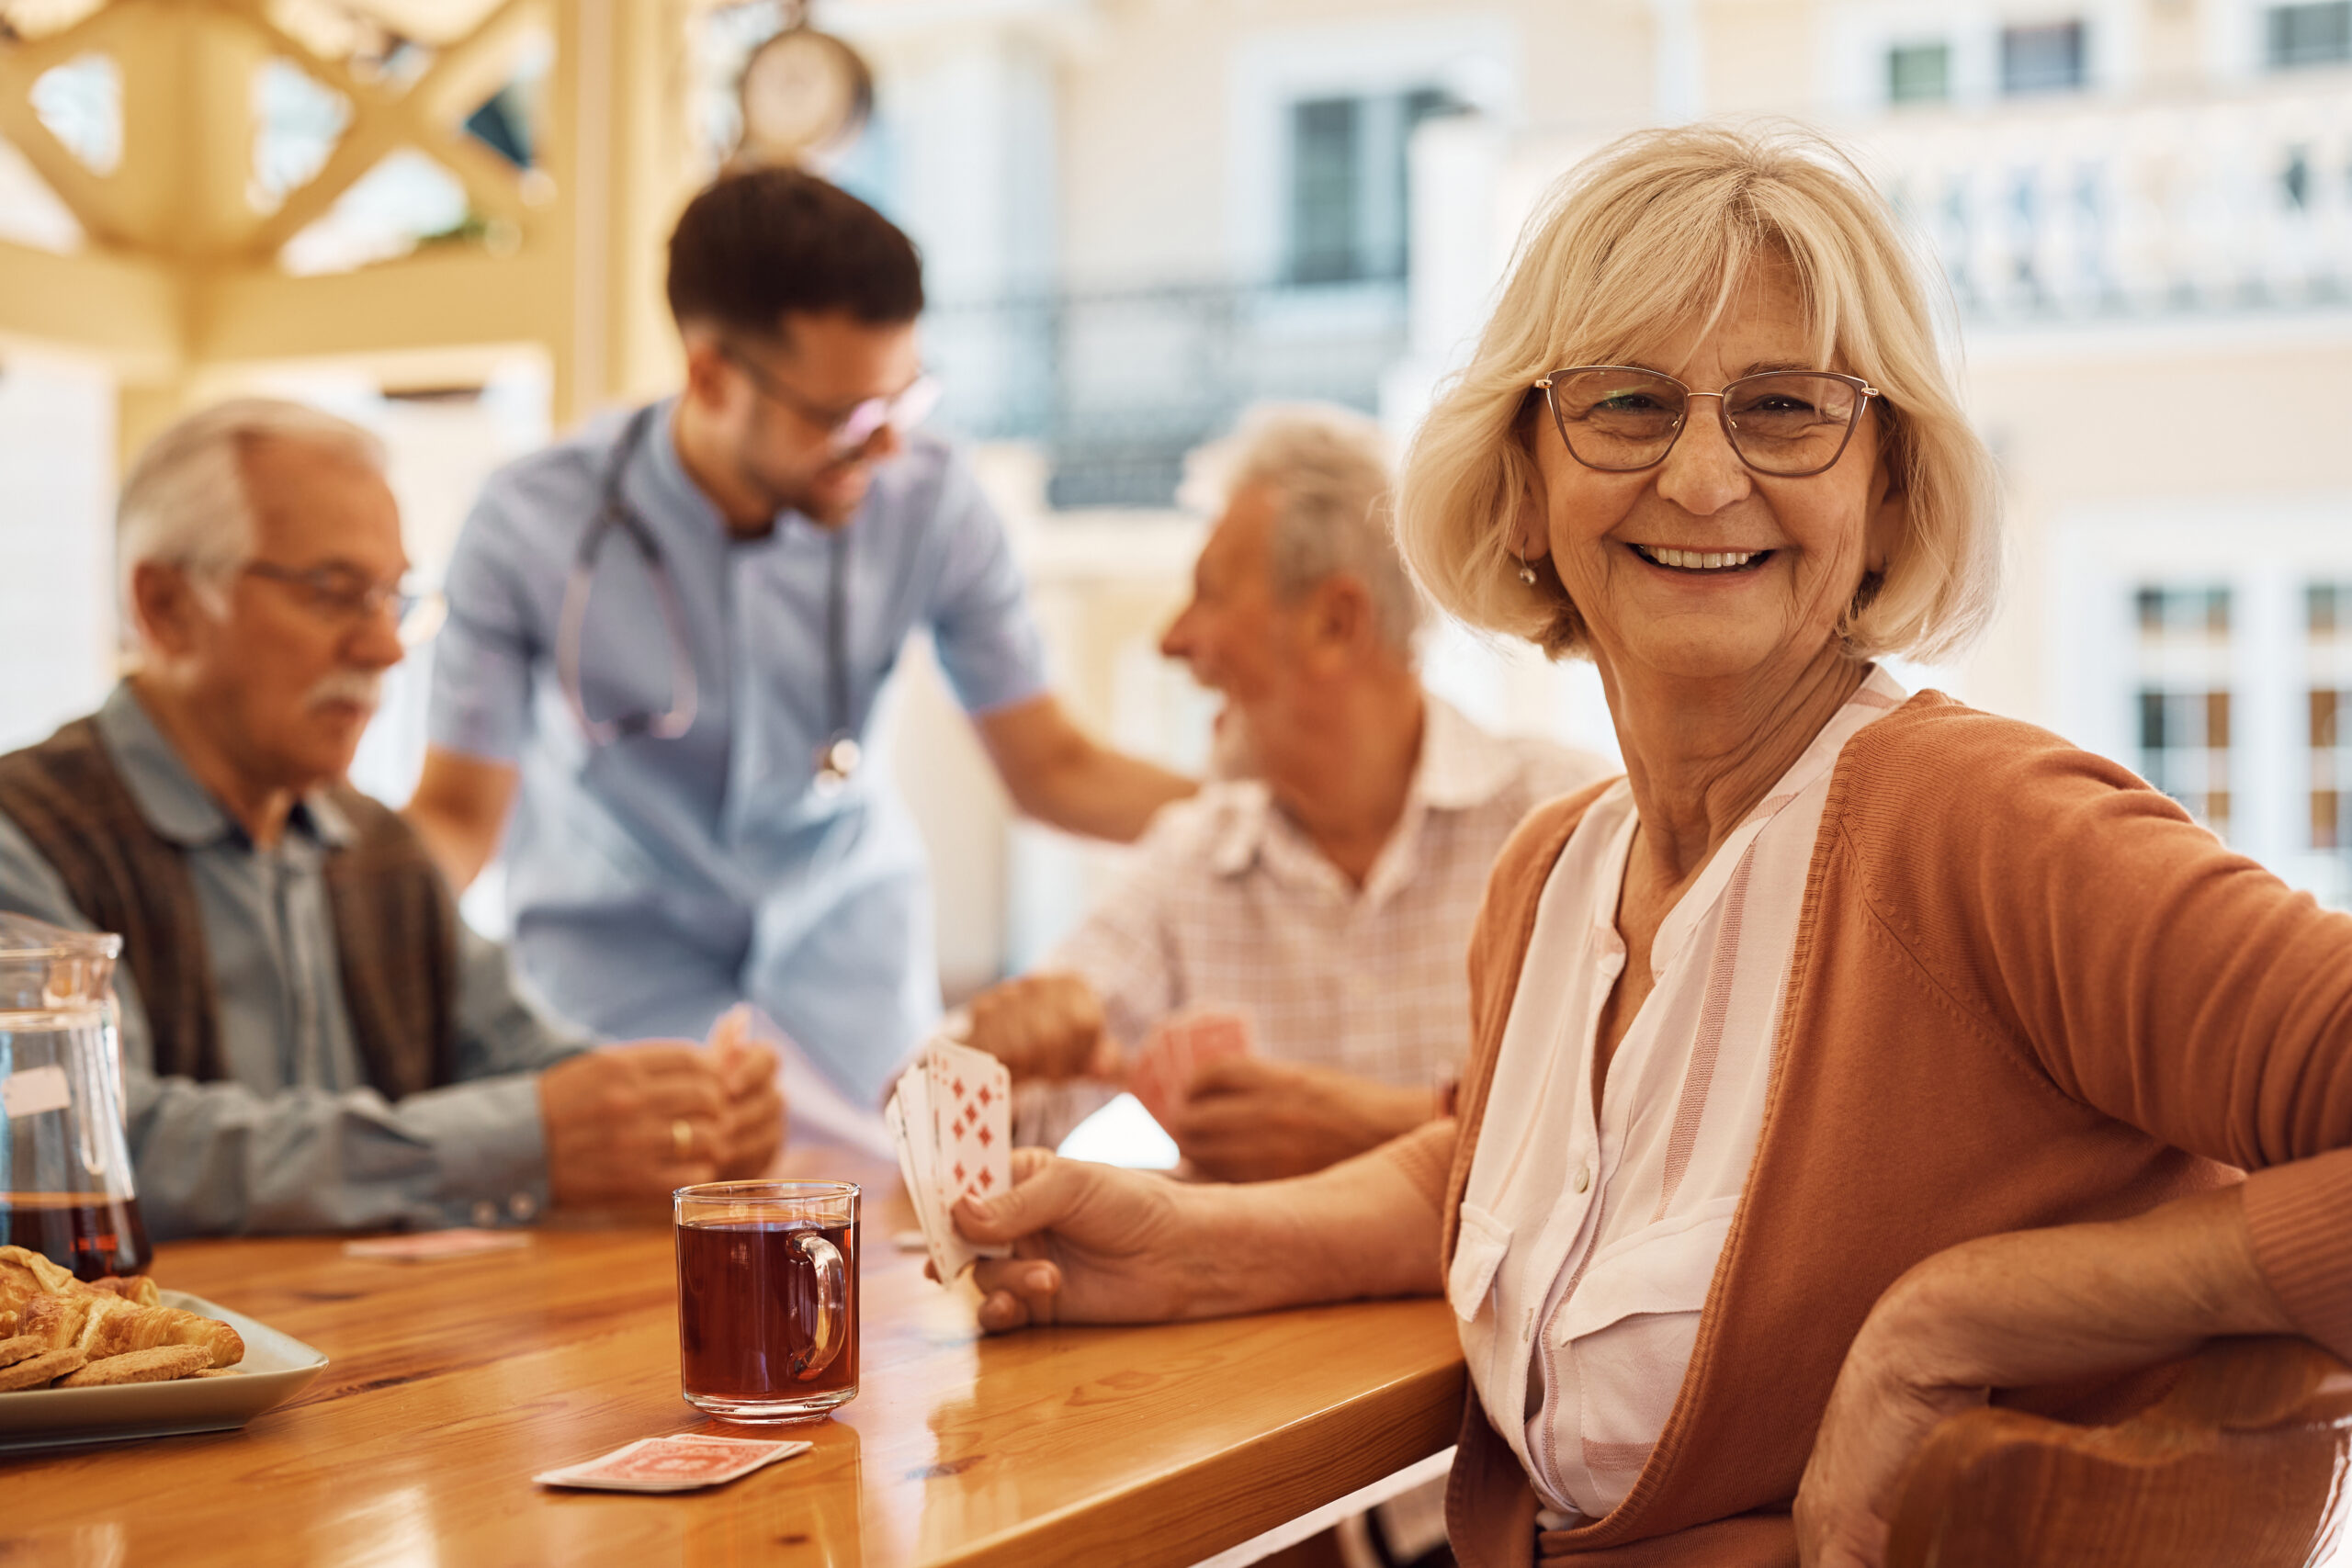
{"left": 409, "top": 168, "right": 1193, "bottom": 1105}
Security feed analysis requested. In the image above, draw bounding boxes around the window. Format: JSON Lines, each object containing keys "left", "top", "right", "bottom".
{"left": 2311, "top": 586, "right": 2352, "bottom": 849}
{"left": 1285, "top": 86, "right": 1462, "bottom": 287}
{"left": 2135, "top": 585, "right": 2233, "bottom": 837}
{"left": 1289, "top": 98, "right": 1361, "bottom": 285}
{"left": 2268, "top": 2, "right": 2352, "bottom": 68}
{"left": 2001, "top": 21, "right": 2086, "bottom": 94}
{"left": 1887, "top": 41, "right": 1951, "bottom": 104}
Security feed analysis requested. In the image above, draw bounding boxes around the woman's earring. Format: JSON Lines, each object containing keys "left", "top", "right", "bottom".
{"left": 1514, "top": 543, "right": 1539, "bottom": 586}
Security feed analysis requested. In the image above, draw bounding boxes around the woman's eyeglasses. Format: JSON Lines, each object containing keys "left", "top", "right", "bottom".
{"left": 1532, "top": 367, "right": 1881, "bottom": 479}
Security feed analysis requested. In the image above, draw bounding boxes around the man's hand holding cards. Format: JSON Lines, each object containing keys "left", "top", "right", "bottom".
{"left": 887, "top": 1039, "right": 1013, "bottom": 1284}
{"left": 1125, "top": 1010, "right": 1253, "bottom": 1133}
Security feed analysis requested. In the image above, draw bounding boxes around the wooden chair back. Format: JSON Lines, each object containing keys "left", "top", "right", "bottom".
{"left": 1887, "top": 1337, "right": 2352, "bottom": 1568}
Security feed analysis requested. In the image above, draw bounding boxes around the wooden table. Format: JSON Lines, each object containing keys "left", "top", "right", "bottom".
{"left": 6, "top": 1168, "right": 1464, "bottom": 1567}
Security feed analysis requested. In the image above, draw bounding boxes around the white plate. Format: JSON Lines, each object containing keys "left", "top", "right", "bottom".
{"left": 0, "top": 1289, "right": 329, "bottom": 1452}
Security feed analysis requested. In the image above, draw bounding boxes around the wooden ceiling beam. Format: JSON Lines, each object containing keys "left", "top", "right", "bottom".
{"left": 0, "top": 237, "right": 181, "bottom": 374}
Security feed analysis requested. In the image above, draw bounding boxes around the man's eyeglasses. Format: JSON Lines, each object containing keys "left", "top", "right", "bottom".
{"left": 1532, "top": 367, "right": 1882, "bottom": 479}
{"left": 722, "top": 343, "right": 943, "bottom": 459}
{"left": 242, "top": 560, "right": 446, "bottom": 648}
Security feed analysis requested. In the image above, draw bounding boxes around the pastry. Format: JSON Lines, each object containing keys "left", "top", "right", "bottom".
{"left": 0, "top": 1348, "right": 85, "bottom": 1391}
{"left": 17, "top": 1292, "right": 93, "bottom": 1350}
{"left": 55, "top": 1345, "right": 210, "bottom": 1387}
{"left": 74, "top": 1295, "right": 245, "bottom": 1368}
{"left": 0, "top": 1248, "right": 245, "bottom": 1389}
{"left": 84, "top": 1275, "right": 162, "bottom": 1308}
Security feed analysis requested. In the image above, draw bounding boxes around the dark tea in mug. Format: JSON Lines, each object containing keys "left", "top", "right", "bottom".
{"left": 674, "top": 1181, "right": 859, "bottom": 1420}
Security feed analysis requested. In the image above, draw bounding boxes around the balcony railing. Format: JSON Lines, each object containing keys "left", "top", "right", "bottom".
{"left": 925, "top": 277, "right": 1407, "bottom": 509}
{"left": 1857, "top": 75, "right": 2352, "bottom": 321}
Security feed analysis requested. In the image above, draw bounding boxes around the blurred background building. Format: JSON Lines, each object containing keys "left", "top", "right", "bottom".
{"left": 1, "top": 0, "right": 2349, "bottom": 999}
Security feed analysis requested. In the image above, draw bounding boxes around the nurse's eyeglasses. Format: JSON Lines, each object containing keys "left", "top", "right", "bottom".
{"left": 242, "top": 559, "right": 446, "bottom": 648}
{"left": 721, "top": 343, "right": 944, "bottom": 460}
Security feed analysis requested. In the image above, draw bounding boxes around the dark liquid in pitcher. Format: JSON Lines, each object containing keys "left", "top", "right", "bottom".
{"left": 676, "top": 1219, "right": 859, "bottom": 1403}
{"left": 1, "top": 1190, "right": 152, "bottom": 1280}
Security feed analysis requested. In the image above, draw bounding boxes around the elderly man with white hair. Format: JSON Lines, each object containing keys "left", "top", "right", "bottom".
{"left": 0, "top": 399, "right": 783, "bottom": 1239}
{"left": 968, "top": 404, "right": 1612, "bottom": 1182}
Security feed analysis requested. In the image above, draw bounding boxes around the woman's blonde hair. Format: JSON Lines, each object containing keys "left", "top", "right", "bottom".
{"left": 1395, "top": 120, "right": 2000, "bottom": 662}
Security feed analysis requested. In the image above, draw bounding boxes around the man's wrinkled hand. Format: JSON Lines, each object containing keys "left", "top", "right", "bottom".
{"left": 1169, "top": 1056, "right": 1431, "bottom": 1183}
{"left": 538, "top": 1041, "right": 785, "bottom": 1208}
{"left": 952, "top": 1149, "right": 1204, "bottom": 1332}
{"left": 965, "top": 973, "right": 1118, "bottom": 1082}
{"left": 705, "top": 1007, "right": 787, "bottom": 1178}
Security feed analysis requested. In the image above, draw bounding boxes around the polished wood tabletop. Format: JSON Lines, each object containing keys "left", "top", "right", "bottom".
{"left": 6, "top": 1160, "right": 1465, "bottom": 1568}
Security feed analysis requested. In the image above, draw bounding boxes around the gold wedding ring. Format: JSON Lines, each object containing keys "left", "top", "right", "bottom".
{"left": 672, "top": 1118, "right": 694, "bottom": 1158}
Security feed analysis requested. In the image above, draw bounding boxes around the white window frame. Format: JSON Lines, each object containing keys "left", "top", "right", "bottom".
{"left": 2049, "top": 491, "right": 2352, "bottom": 904}
{"left": 1225, "top": 13, "right": 1519, "bottom": 293}
{"left": 1819, "top": 0, "right": 2144, "bottom": 113}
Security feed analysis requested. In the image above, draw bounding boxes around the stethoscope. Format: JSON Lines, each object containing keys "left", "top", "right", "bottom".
{"left": 556, "top": 404, "right": 862, "bottom": 794}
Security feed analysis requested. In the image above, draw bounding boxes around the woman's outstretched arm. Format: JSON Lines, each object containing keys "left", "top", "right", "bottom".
{"left": 955, "top": 1135, "right": 1449, "bottom": 1333}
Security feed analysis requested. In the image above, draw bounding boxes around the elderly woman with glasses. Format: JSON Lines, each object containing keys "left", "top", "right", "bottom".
{"left": 951, "top": 125, "right": 2352, "bottom": 1568}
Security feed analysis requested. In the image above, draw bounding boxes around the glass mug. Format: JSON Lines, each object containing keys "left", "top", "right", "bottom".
{"left": 674, "top": 1179, "right": 860, "bottom": 1421}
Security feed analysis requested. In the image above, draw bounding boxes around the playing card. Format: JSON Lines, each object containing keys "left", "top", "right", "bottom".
{"left": 927, "top": 1040, "right": 1011, "bottom": 1210}
{"left": 887, "top": 1035, "right": 1012, "bottom": 1285}
{"left": 1128, "top": 1010, "right": 1252, "bottom": 1133}
{"left": 885, "top": 1077, "right": 939, "bottom": 1258}
{"left": 534, "top": 1434, "right": 810, "bottom": 1492}
{"left": 924, "top": 1040, "right": 1012, "bottom": 1277}
{"left": 344, "top": 1229, "right": 530, "bottom": 1262}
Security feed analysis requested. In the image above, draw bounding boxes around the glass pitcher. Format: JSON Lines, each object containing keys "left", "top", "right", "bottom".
{"left": 0, "top": 912, "right": 150, "bottom": 1280}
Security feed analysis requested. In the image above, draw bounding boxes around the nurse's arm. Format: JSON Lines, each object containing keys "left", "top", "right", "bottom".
{"left": 976, "top": 693, "right": 1196, "bottom": 843}
{"left": 406, "top": 746, "right": 520, "bottom": 890}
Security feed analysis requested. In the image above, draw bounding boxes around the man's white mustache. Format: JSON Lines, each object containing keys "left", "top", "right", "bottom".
{"left": 305, "top": 671, "right": 382, "bottom": 712}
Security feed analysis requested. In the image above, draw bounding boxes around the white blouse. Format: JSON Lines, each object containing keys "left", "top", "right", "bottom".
{"left": 1446, "top": 666, "right": 1907, "bottom": 1521}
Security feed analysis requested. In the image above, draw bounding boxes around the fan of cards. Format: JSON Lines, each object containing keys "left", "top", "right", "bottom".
{"left": 886, "top": 1038, "right": 1014, "bottom": 1284}
{"left": 1125, "top": 1010, "right": 1253, "bottom": 1134}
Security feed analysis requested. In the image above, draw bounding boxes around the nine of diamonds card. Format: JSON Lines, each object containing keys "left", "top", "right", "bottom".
{"left": 888, "top": 1037, "right": 1012, "bottom": 1283}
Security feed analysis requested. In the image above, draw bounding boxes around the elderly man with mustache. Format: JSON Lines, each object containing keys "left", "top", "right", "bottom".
{"left": 0, "top": 400, "right": 783, "bottom": 1239}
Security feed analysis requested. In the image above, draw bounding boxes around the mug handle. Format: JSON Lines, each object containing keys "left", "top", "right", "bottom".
{"left": 790, "top": 1231, "right": 848, "bottom": 1381}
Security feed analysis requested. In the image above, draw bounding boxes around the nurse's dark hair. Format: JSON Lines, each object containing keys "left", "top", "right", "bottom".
{"left": 665, "top": 166, "right": 923, "bottom": 335}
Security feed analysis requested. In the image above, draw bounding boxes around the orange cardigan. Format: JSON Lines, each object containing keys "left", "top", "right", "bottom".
{"left": 1376, "top": 692, "right": 2352, "bottom": 1568}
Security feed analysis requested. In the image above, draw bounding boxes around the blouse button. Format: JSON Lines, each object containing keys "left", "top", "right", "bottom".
{"left": 1573, "top": 1164, "right": 1592, "bottom": 1195}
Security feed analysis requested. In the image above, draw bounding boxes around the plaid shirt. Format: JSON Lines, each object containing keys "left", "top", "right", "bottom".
{"left": 1047, "top": 696, "right": 1613, "bottom": 1095}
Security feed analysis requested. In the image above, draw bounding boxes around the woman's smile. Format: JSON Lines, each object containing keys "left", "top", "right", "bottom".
{"left": 1625, "top": 542, "right": 1777, "bottom": 574}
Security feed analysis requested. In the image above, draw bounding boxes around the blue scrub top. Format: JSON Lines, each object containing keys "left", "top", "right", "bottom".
{"left": 426, "top": 400, "right": 1048, "bottom": 1103}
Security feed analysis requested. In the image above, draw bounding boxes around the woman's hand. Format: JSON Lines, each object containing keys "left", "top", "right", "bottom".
{"left": 952, "top": 1149, "right": 1215, "bottom": 1331}
{"left": 1794, "top": 1283, "right": 1990, "bottom": 1568}
{"left": 952, "top": 1141, "right": 1449, "bottom": 1335}
{"left": 1793, "top": 1186, "right": 2294, "bottom": 1568}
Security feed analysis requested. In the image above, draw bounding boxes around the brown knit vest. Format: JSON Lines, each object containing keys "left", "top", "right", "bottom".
{"left": 0, "top": 716, "right": 459, "bottom": 1100}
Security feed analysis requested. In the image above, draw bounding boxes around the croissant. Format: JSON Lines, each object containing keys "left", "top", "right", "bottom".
{"left": 75, "top": 1297, "right": 244, "bottom": 1368}
{"left": 18, "top": 1291, "right": 93, "bottom": 1349}
{"left": 0, "top": 1250, "right": 62, "bottom": 1317}
{"left": 85, "top": 1275, "right": 162, "bottom": 1308}
{"left": 0, "top": 1246, "right": 75, "bottom": 1299}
